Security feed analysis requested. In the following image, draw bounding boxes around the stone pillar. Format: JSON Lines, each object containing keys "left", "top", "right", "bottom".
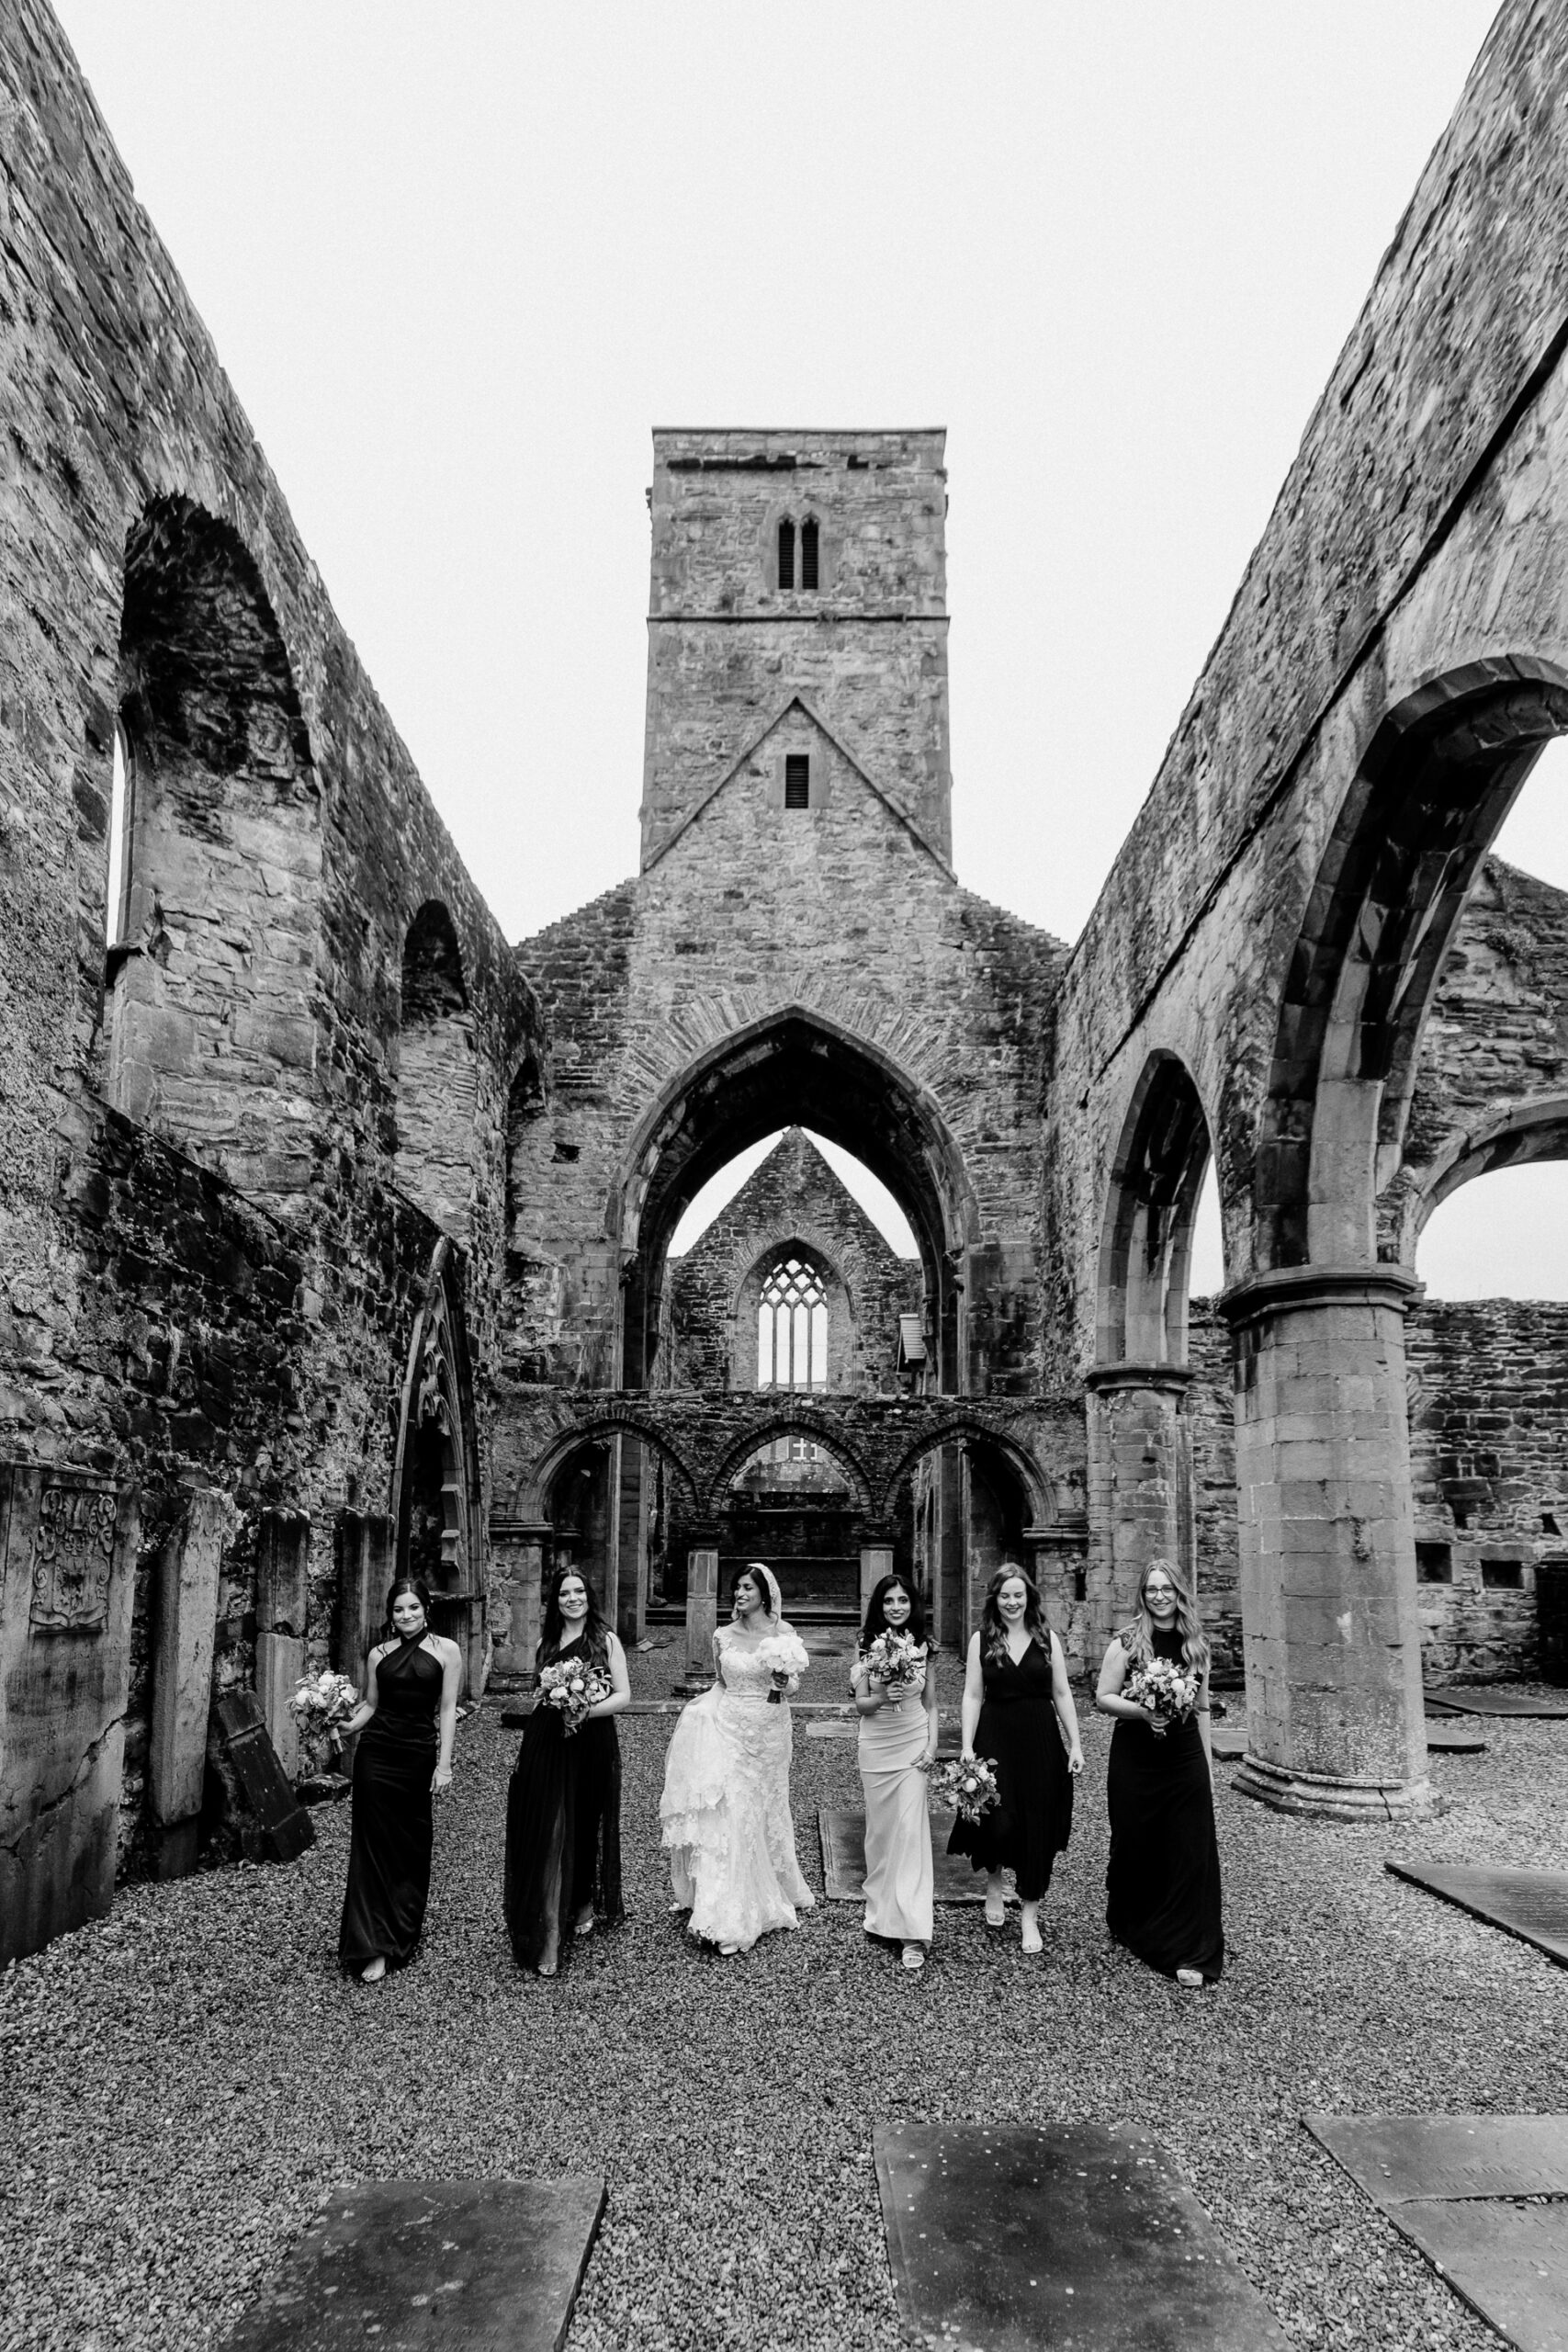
{"left": 255, "top": 1508, "right": 310, "bottom": 1781}
{"left": 333, "top": 1511, "right": 391, "bottom": 1681}
{"left": 1219, "top": 1265, "right": 1431, "bottom": 1818}
{"left": 149, "top": 1489, "right": 226, "bottom": 1880}
{"left": 1084, "top": 1363, "right": 1195, "bottom": 1650}
{"left": 612, "top": 1434, "right": 648, "bottom": 1646}
{"left": 487, "top": 1518, "right": 549, "bottom": 1689}
{"left": 936, "top": 1443, "right": 964, "bottom": 1654}
{"left": 859, "top": 1535, "right": 895, "bottom": 1619}
{"left": 0, "top": 1466, "right": 140, "bottom": 1965}
{"left": 682, "top": 1535, "right": 720, "bottom": 1690}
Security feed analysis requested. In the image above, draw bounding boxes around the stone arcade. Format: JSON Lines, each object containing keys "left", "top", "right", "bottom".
{"left": 6, "top": 0, "right": 1568, "bottom": 1960}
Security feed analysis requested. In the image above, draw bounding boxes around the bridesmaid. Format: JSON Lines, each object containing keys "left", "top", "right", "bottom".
{"left": 337, "top": 1576, "right": 461, "bottom": 1984}
{"left": 503, "top": 1566, "right": 629, "bottom": 1976}
{"left": 1096, "top": 1557, "right": 1223, "bottom": 1985}
{"left": 851, "top": 1573, "right": 939, "bottom": 1973}
{"left": 949, "top": 1564, "right": 1084, "bottom": 1954}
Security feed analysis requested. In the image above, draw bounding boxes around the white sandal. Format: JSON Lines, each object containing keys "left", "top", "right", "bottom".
{"left": 901, "top": 1942, "right": 926, "bottom": 1972}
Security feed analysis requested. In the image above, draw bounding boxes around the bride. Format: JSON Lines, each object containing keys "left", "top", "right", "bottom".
{"left": 659, "top": 1561, "right": 814, "bottom": 1955}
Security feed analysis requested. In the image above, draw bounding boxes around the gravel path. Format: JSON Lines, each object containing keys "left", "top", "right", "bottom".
{"left": 3, "top": 1690, "right": 1565, "bottom": 2352}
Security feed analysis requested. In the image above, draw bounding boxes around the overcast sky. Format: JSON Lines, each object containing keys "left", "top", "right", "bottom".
{"left": 53, "top": 1, "right": 1568, "bottom": 1295}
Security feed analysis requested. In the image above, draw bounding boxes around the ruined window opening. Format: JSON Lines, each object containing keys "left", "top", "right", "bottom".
{"left": 784, "top": 754, "right": 810, "bottom": 810}
{"left": 1416, "top": 1542, "right": 1453, "bottom": 1584}
{"left": 800, "top": 516, "right": 819, "bottom": 590}
{"left": 1481, "top": 1557, "right": 1525, "bottom": 1589}
{"left": 757, "top": 1255, "right": 828, "bottom": 1389}
{"left": 777, "top": 517, "right": 795, "bottom": 591}
{"left": 105, "top": 723, "right": 132, "bottom": 945}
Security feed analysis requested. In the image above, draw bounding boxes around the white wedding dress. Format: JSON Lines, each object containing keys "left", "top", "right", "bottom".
{"left": 660, "top": 1623, "right": 816, "bottom": 1951}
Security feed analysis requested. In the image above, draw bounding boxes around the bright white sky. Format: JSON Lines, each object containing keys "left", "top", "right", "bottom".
{"left": 55, "top": 0, "right": 1568, "bottom": 1293}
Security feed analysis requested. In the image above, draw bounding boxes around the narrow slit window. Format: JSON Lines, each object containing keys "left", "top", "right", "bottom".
{"left": 777, "top": 517, "right": 795, "bottom": 591}
{"left": 800, "top": 516, "right": 819, "bottom": 589}
{"left": 106, "top": 724, "right": 131, "bottom": 945}
{"left": 784, "top": 754, "right": 810, "bottom": 810}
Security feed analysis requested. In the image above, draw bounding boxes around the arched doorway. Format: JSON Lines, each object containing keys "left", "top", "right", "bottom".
{"left": 390, "top": 1240, "right": 483, "bottom": 1689}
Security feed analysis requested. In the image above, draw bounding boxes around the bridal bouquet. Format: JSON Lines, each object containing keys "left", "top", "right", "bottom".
{"left": 924, "top": 1755, "right": 1000, "bottom": 1824}
{"left": 288, "top": 1668, "right": 358, "bottom": 1752}
{"left": 863, "top": 1629, "right": 923, "bottom": 1695}
{"left": 1123, "top": 1655, "right": 1200, "bottom": 1732}
{"left": 538, "top": 1657, "right": 611, "bottom": 1735}
{"left": 753, "top": 1630, "right": 809, "bottom": 1704}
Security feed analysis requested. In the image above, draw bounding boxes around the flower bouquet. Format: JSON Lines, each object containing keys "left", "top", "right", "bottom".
{"left": 1123, "top": 1655, "right": 1200, "bottom": 1734}
{"left": 288, "top": 1669, "right": 358, "bottom": 1759}
{"left": 537, "top": 1657, "right": 611, "bottom": 1735}
{"left": 863, "top": 1629, "right": 923, "bottom": 1698}
{"left": 924, "top": 1754, "right": 1000, "bottom": 1824}
{"left": 753, "top": 1629, "right": 810, "bottom": 1703}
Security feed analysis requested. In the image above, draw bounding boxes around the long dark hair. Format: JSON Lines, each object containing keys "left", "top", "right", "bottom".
{"left": 981, "top": 1563, "right": 1051, "bottom": 1664}
{"left": 858, "top": 1573, "right": 929, "bottom": 1653}
{"left": 537, "top": 1564, "right": 610, "bottom": 1668}
{"left": 385, "top": 1575, "right": 434, "bottom": 1639}
{"left": 1120, "top": 1558, "right": 1210, "bottom": 1677}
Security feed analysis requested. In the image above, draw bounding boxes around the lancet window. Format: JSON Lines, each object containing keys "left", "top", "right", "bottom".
{"left": 757, "top": 1255, "right": 828, "bottom": 1390}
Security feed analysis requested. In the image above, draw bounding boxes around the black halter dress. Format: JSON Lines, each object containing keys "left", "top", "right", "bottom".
{"left": 1105, "top": 1623, "right": 1224, "bottom": 1981}
{"left": 947, "top": 1634, "right": 1074, "bottom": 1901}
{"left": 338, "top": 1634, "right": 442, "bottom": 1974}
{"left": 503, "top": 1633, "right": 625, "bottom": 1973}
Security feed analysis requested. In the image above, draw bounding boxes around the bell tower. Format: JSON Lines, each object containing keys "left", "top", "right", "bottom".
{"left": 640, "top": 427, "right": 952, "bottom": 868}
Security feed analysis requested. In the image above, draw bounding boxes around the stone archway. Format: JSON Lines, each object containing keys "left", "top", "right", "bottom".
{"left": 390, "top": 1238, "right": 483, "bottom": 1689}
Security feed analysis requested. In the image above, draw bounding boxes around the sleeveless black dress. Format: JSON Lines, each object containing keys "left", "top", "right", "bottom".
{"left": 1105, "top": 1624, "right": 1224, "bottom": 1981}
{"left": 503, "top": 1634, "right": 625, "bottom": 1973}
{"left": 947, "top": 1635, "right": 1073, "bottom": 1901}
{"left": 338, "top": 1634, "right": 442, "bottom": 1973}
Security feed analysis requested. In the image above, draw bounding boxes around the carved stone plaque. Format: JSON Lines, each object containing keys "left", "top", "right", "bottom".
{"left": 29, "top": 1481, "right": 117, "bottom": 1632}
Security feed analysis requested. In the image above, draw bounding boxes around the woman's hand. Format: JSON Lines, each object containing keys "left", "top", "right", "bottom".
{"left": 1143, "top": 1709, "right": 1166, "bottom": 1738}
{"left": 1067, "top": 1743, "right": 1085, "bottom": 1777}
{"left": 960, "top": 1747, "right": 976, "bottom": 1764}
{"left": 431, "top": 1762, "right": 453, "bottom": 1796}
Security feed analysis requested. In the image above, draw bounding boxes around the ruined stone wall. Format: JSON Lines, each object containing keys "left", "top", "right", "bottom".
{"left": 0, "top": 4, "right": 546, "bottom": 1910}
{"left": 665, "top": 1129, "right": 921, "bottom": 1392}
{"left": 1045, "top": 0, "right": 1568, "bottom": 1374}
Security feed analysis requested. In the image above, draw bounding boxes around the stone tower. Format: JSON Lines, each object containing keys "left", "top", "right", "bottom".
{"left": 640, "top": 428, "right": 953, "bottom": 868}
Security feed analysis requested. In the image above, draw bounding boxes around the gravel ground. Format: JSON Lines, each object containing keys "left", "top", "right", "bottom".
{"left": 3, "top": 1690, "right": 1566, "bottom": 2352}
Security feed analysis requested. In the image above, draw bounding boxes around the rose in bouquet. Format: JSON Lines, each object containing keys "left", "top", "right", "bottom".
{"left": 863, "top": 1628, "right": 923, "bottom": 1699}
{"left": 753, "top": 1629, "right": 810, "bottom": 1703}
{"left": 1123, "top": 1654, "right": 1199, "bottom": 1735}
{"left": 537, "top": 1657, "right": 611, "bottom": 1736}
{"left": 288, "top": 1668, "right": 358, "bottom": 1760}
{"left": 924, "top": 1754, "right": 1000, "bottom": 1823}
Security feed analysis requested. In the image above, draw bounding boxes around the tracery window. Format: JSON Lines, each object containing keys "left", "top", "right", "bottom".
{"left": 757, "top": 1255, "right": 828, "bottom": 1389}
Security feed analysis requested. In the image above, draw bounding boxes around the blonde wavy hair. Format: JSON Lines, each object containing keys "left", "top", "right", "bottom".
{"left": 1119, "top": 1558, "right": 1210, "bottom": 1677}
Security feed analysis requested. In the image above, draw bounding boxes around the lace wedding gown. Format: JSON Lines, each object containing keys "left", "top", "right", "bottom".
{"left": 660, "top": 1624, "right": 815, "bottom": 1951}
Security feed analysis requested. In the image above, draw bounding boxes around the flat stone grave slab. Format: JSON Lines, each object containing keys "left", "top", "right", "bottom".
{"left": 1210, "top": 1720, "right": 1483, "bottom": 1759}
{"left": 1430, "top": 1689, "right": 1568, "bottom": 1718}
{"left": 875, "top": 2120, "right": 1286, "bottom": 2349}
{"left": 1387, "top": 1860, "right": 1568, "bottom": 1967}
{"left": 819, "top": 1808, "right": 997, "bottom": 1905}
{"left": 1307, "top": 2114, "right": 1568, "bottom": 2352}
{"left": 806, "top": 1718, "right": 859, "bottom": 1740}
{"left": 226, "top": 2176, "right": 604, "bottom": 2351}
{"left": 1210, "top": 1724, "right": 1248, "bottom": 1758}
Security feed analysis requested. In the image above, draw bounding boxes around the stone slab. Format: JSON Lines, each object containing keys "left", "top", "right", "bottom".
{"left": 874, "top": 2120, "right": 1287, "bottom": 2350}
{"left": 1386, "top": 1860, "right": 1568, "bottom": 1967}
{"left": 1306, "top": 2115, "right": 1568, "bottom": 2352}
{"left": 806, "top": 1718, "right": 860, "bottom": 1740}
{"left": 1427, "top": 1689, "right": 1568, "bottom": 1719}
{"left": 1210, "top": 1724, "right": 1249, "bottom": 1758}
{"left": 213, "top": 1691, "right": 316, "bottom": 1865}
{"left": 820, "top": 1809, "right": 1003, "bottom": 1906}
{"left": 1212, "top": 1720, "right": 1483, "bottom": 1758}
{"left": 227, "top": 2176, "right": 605, "bottom": 2351}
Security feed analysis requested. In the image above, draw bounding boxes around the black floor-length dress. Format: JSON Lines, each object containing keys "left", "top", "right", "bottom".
{"left": 503, "top": 1634, "right": 625, "bottom": 1973}
{"left": 1105, "top": 1623, "right": 1224, "bottom": 1981}
{"left": 338, "top": 1634, "right": 443, "bottom": 1973}
{"left": 948, "top": 1636, "right": 1073, "bottom": 1900}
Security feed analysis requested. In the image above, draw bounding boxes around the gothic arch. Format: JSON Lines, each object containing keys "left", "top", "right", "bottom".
{"left": 513, "top": 1412, "right": 701, "bottom": 1525}
{"left": 1096, "top": 1050, "right": 1214, "bottom": 1367}
{"left": 705, "top": 1413, "right": 875, "bottom": 1519}
{"left": 1258, "top": 657, "right": 1568, "bottom": 1271}
{"left": 611, "top": 1004, "right": 979, "bottom": 1393}
{"left": 1404, "top": 1091, "right": 1568, "bottom": 1258}
{"left": 876, "top": 1416, "right": 1054, "bottom": 1527}
{"left": 397, "top": 900, "right": 477, "bottom": 1238}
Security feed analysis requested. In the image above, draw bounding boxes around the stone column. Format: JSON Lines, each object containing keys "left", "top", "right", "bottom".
{"left": 255, "top": 1508, "right": 310, "bottom": 1781}
{"left": 149, "top": 1489, "right": 226, "bottom": 1880}
{"left": 0, "top": 1467, "right": 140, "bottom": 1966}
{"left": 487, "top": 1518, "right": 549, "bottom": 1689}
{"left": 1084, "top": 1363, "right": 1195, "bottom": 1650}
{"left": 682, "top": 1534, "right": 720, "bottom": 1690}
{"left": 612, "top": 1433, "right": 648, "bottom": 1646}
{"left": 1219, "top": 1265, "right": 1431, "bottom": 1818}
{"left": 333, "top": 1512, "right": 391, "bottom": 1680}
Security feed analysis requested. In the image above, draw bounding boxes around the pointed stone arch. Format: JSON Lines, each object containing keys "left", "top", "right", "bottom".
{"left": 390, "top": 1238, "right": 483, "bottom": 1689}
